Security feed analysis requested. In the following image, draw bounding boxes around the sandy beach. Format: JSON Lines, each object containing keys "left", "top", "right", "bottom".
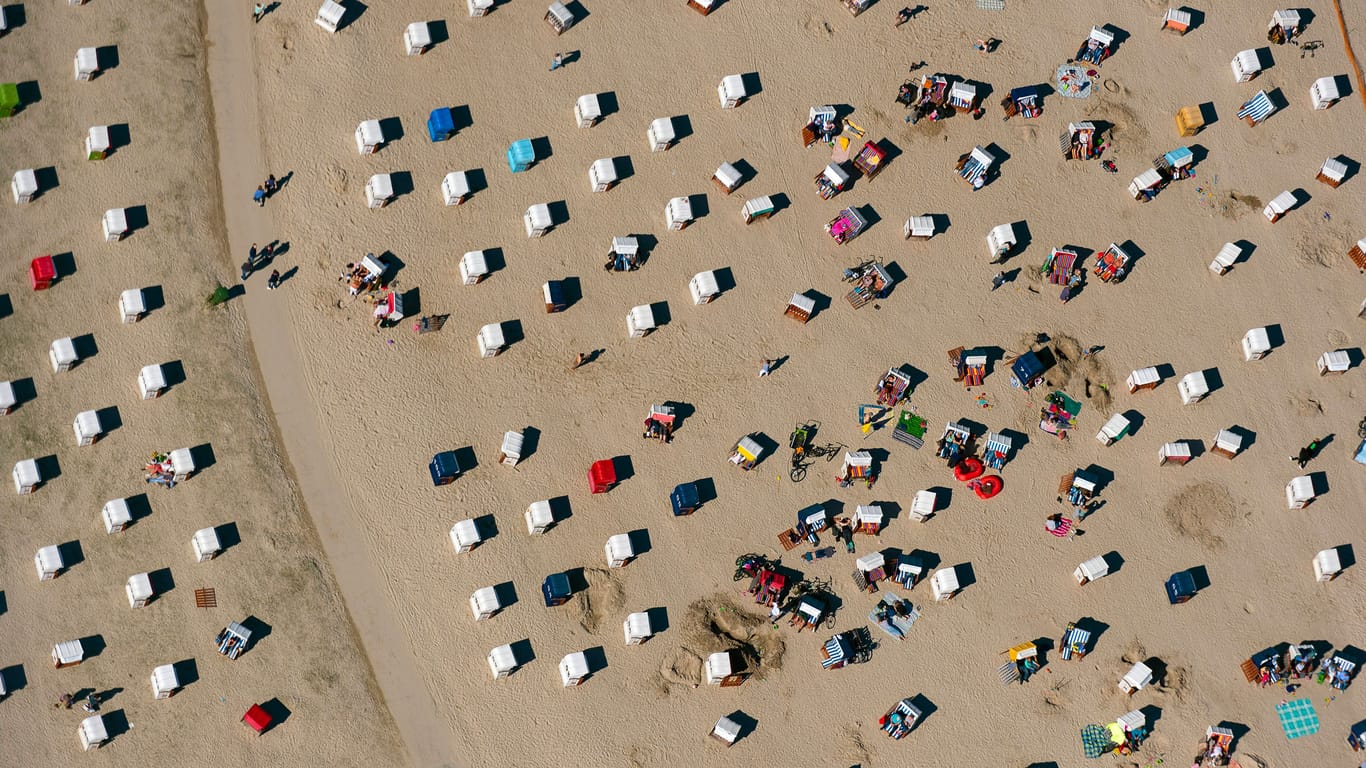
{"left": 5, "top": 0, "right": 1366, "bottom": 766}
{"left": 0, "top": 1, "right": 399, "bottom": 764}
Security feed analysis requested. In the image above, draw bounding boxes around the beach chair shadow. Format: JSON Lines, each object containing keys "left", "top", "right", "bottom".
{"left": 493, "top": 581, "right": 518, "bottom": 609}
{"left": 0, "top": 664, "right": 26, "bottom": 696}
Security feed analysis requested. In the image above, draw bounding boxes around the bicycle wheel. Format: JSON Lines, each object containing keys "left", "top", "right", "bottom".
{"left": 791, "top": 465, "right": 808, "bottom": 482}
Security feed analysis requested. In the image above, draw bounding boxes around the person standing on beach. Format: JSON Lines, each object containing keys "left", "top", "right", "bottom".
{"left": 758, "top": 358, "right": 775, "bottom": 377}
{"left": 991, "top": 271, "right": 1006, "bottom": 291}
{"left": 253, "top": 186, "right": 266, "bottom": 207}
{"left": 252, "top": 3, "right": 265, "bottom": 23}
{"left": 265, "top": 174, "right": 278, "bottom": 196}
{"left": 267, "top": 269, "right": 280, "bottom": 290}
{"left": 550, "top": 53, "right": 564, "bottom": 71}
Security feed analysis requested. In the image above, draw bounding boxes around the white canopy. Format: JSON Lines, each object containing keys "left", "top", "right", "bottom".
{"left": 690, "top": 270, "right": 720, "bottom": 304}
{"left": 121, "top": 288, "right": 147, "bottom": 317}
{"left": 1131, "top": 168, "right": 1163, "bottom": 191}
{"left": 489, "top": 644, "right": 517, "bottom": 676}
{"left": 1178, "top": 371, "right": 1209, "bottom": 404}
{"left": 366, "top": 173, "right": 394, "bottom": 199}
{"left": 855, "top": 504, "right": 883, "bottom": 524}
{"left": 627, "top": 304, "right": 656, "bottom": 334}
{"left": 906, "top": 216, "right": 935, "bottom": 237}
{"left": 1319, "top": 350, "right": 1350, "bottom": 373}
{"left": 1232, "top": 49, "right": 1261, "bottom": 80}
{"left": 788, "top": 293, "right": 816, "bottom": 314}
{"left": 127, "top": 572, "right": 154, "bottom": 603}
{"left": 575, "top": 93, "right": 602, "bottom": 123}
{"left": 719, "top": 74, "right": 746, "bottom": 100}
{"left": 405, "top": 22, "right": 432, "bottom": 50}
{"left": 931, "top": 568, "right": 960, "bottom": 600}
{"left": 1314, "top": 549, "right": 1342, "bottom": 580}
{"left": 0, "top": 381, "right": 14, "bottom": 412}
{"left": 526, "top": 203, "right": 552, "bottom": 228}
{"left": 666, "top": 196, "right": 693, "bottom": 222}
{"left": 12, "top": 168, "right": 37, "bottom": 198}
{"left": 75, "top": 47, "right": 99, "bottom": 75}
{"left": 1287, "top": 475, "right": 1315, "bottom": 505}
{"left": 51, "top": 337, "right": 78, "bottom": 368}
{"left": 74, "top": 410, "right": 102, "bottom": 442}
{"left": 714, "top": 161, "right": 742, "bottom": 189}
{"left": 560, "top": 651, "right": 589, "bottom": 685}
{"left": 547, "top": 1, "right": 574, "bottom": 26}
{"left": 151, "top": 664, "right": 179, "bottom": 696}
{"left": 88, "top": 126, "right": 112, "bottom": 153}
{"left": 1097, "top": 413, "right": 1130, "bottom": 442}
{"left": 605, "top": 533, "right": 635, "bottom": 565}
{"left": 316, "top": 0, "right": 345, "bottom": 31}
{"left": 1213, "top": 429, "right": 1243, "bottom": 454}
{"left": 844, "top": 451, "right": 873, "bottom": 469}
{"left": 911, "top": 490, "right": 936, "bottom": 520}
{"left": 442, "top": 171, "right": 471, "bottom": 204}
{"left": 103, "top": 207, "right": 128, "bottom": 235}
{"left": 103, "top": 499, "right": 132, "bottom": 532}
{"left": 949, "top": 82, "right": 978, "bottom": 104}
{"left": 193, "top": 526, "right": 222, "bottom": 560}
{"left": 648, "top": 117, "right": 675, "bottom": 146}
{"left": 712, "top": 716, "right": 742, "bottom": 744}
{"left": 1266, "top": 190, "right": 1296, "bottom": 215}
{"left": 460, "top": 251, "right": 488, "bottom": 284}
{"left": 1319, "top": 157, "right": 1347, "bottom": 182}
{"left": 822, "top": 162, "right": 852, "bottom": 186}
{"left": 36, "top": 545, "right": 64, "bottom": 576}
{"left": 54, "top": 639, "right": 84, "bottom": 665}
{"left": 79, "top": 715, "right": 108, "bottom": 750}
{"left": 470, "top": 586, "right": 501, "bottom": 619}
{"left": 624, "top": 611, "right": 653, "bottom": 641}
{"left": 1243, "top": 327, "right": 1271, "bottom": 359}
{"left": 1272, "top": 9, "right": 1301, "bottom": 29}
{"left": 450, "top": 519, "right": 482, "bottom": 550}
{"left": 356, "top": 119, "right": 384, "bottom": 151}
{"left": 969, "top": 146, "right": 996, "bottom": 167}
{"left": 169, "top": 447, "right": 195, "bottom": 477}
{"left": 526, "top": 500, "right": 554, "bottom": 533}
{"left": 1088, "top": 25, "right": 1115, "bottom": 45}
{"left": 478, "top": 323, "right": 506, "bottom": 353}
{"left": 14, "top": 458, "right": 41, "bottom": 491}
{"left": 589, "top": 158, "right": 617, "bottom": 189}
{"left": 500, "top": 430, "right": 524, "bottom": 463}
{"left": 705, "top": 651, "right": 733, "bottom": 682}
{"left": 1076, "top": 555, "right": 1109, "bottom": 582}
{"left": 856, "top": 551, "right": 886, "bottom": 572}
{"left": 1121, "top": 662, "right": 1153, "bottom": 691}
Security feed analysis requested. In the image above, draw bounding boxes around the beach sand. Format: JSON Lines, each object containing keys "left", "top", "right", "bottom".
{"left": 0, "top": 1, "right": 400, "bottom": 764}
{"left": 5, "top": 0, "right": 1366, "bottom": 766}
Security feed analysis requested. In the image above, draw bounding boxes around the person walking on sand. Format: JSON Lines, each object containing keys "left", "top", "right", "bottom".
{"left": 267, "top": 269, "right": 280, "bottom": 290}
{"left": 758, "top": 358, "right": 775, "bottom": 377}
{"left": 252, "top": 3, "right": 264, "bottom": 23}
{"left": 571, "top": 352, "right": 586, "bottom": 370}
{"left": 59, "top": 693, "right": 74, "bottom": 710}
{"left": 991, "top": 271, "right": 1006, "bottom": 291}
{"left": 82, "top": 693, "right": 99, "bottom": 713}
{"left": 265, "top": 174, "right": 278, "bottom": 196}
{"left": 550, "top": 53, "right": 564, "bottom": 71}
{"left": 253, "top": 186, "right": 266, "bottom": 207}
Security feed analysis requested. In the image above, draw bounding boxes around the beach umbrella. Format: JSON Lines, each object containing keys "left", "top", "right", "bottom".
{"left": 1080, "top": 724, "right": 1111, "bottom": 758}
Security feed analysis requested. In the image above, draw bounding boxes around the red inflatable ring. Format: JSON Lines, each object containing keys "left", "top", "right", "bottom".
{"left": 954, "top": 457, "right": 985, "bottom": 482}
{"left": 974, "top": 475, "right": 1003, "bottom": 499}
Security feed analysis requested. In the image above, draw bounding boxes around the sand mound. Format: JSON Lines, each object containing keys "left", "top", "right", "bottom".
{"left": 1017, "top": 332, "right": 1115, "bottom": 412}
{"left": 652, "top": 595, "right": 786, "bottom": 694}
{"left": 576, "top": 567, "right": 625, "bottom": 633}
{"left": 1121, "top": 641, "right": 1147, "bottom": 665}
{"left": 1158, "top": 664, "right": 1191, "bottom": 702}
{"left": 1162, "top": 482, "right": 1242, "bottom": 551}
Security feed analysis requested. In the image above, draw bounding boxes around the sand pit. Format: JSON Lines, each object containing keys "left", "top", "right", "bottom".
{"left": 1015, "top": 331, "right": 1116, "bottom": 411}
{"left": 575, "top": 567, "right": 625, "bottom": 633}
{"left": 654, "top": 596, "right": 786, "bottom": 693}
{"left": 1162, "top": 482, "right": 1244, "bottom": 551}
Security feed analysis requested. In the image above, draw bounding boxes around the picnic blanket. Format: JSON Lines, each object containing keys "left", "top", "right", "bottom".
{"left": 1080, "top": 723, "right": 1112, "bottom": 757}
{"left": 1056, "top": 64, "right": 1093, "bottom": 99}
{"left": 1275, "top": 698, "right": 1320, "bottom": 739}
